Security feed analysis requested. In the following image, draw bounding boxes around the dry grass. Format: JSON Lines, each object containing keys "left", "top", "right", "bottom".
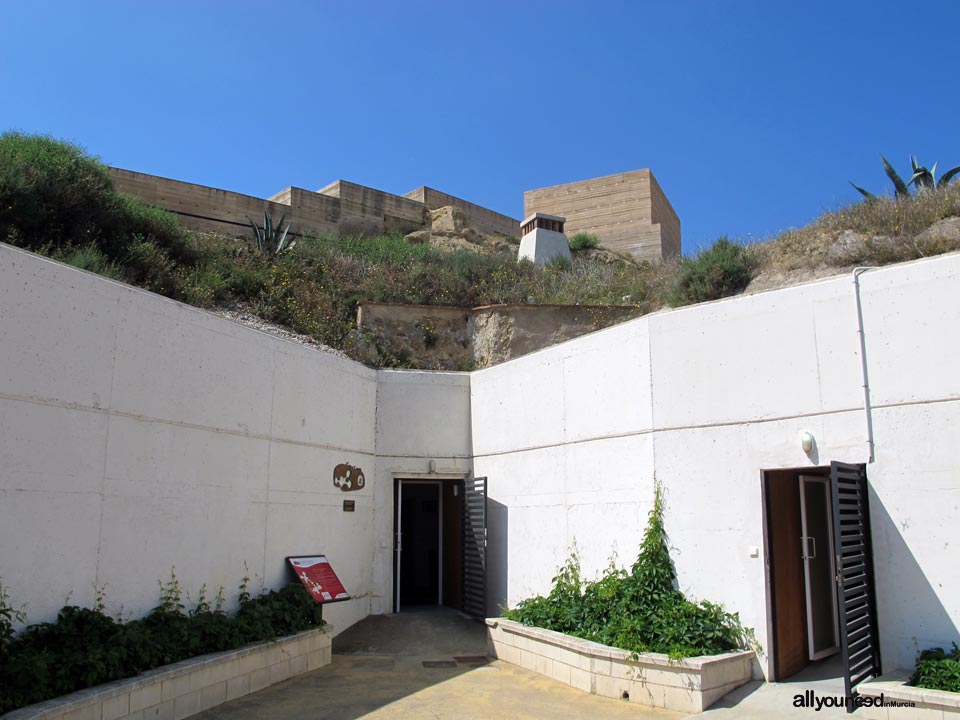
{"left": 748, "top": 183, "right": 960, "bottom": 274}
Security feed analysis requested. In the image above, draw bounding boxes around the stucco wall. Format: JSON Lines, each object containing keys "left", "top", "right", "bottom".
{"left": 471, "top": 253, "right": 960, "bottom": 675}
{"left": 0, "top": 244, "right": 378, "bottom": 635}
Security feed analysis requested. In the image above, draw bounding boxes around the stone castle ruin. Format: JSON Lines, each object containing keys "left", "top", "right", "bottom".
{"left": 110, "top": 166, "right": 681, "bottom": 262}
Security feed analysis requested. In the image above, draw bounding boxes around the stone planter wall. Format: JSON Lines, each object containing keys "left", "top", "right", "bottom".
{"left": 486, "top": 618, "right": 754, "bottom": 713}
{"left": 2, "top": 626, "right": 332, "bottom": 720}
{"left": 858, "top": 669, "right": 960, "bottom": 720}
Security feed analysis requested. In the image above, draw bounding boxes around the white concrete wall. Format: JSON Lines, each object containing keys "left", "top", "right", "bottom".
{"left": 3, "top": 238, "right": 958, "bottom": 678}
{"left": 0, "top": 244, "right": 378, "bottom": 634}
{"left": 472, "top": 252, "right": 960, "bottom": 675}
{"left": 371, "top": 370, "right": 472, "bottom": 614}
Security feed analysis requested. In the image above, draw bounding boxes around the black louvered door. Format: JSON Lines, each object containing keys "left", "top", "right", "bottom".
{"left": 462, "top": 476, "right": 487, "bottom": 618}
{"left": 830, "top": 461, "right": 881, "bottom": 711}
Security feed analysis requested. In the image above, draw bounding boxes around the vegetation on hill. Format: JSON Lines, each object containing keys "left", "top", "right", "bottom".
{"left": 2, "top": 131, "right": 960, "bottom": 367}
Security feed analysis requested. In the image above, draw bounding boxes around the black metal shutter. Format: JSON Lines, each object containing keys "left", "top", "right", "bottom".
{"left": 462, "top": 476, "right": 487, "bottom": 618}
{"left": 830, "top": 461, "right": 882, "bottom": 710}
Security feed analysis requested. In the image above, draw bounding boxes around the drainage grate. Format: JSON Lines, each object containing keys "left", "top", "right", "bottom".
{"left": 422, "top": 660, "right": 457, "bottom": 668}
{"left": 453, "top": 655, "right": 489, "bottom": 664}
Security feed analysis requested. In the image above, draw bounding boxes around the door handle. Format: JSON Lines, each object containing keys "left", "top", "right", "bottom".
{"left": 801, "top": 536, "right": 816, "bottom": 559}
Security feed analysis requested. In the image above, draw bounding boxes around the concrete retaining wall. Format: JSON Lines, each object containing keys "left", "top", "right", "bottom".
{"left": 472, "top": 253, "right": 960, "bottom": 677}
{"left": 0, "top": 243, "right": 379, "bottom": 634}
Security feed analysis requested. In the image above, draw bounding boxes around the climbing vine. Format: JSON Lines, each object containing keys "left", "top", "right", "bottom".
{"left": 505, "top": 481, "right": 756, "bottom": 658}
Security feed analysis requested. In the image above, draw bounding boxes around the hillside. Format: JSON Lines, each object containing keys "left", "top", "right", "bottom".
{"left": 2, "top": 132, "right": 959, "bottom": 369}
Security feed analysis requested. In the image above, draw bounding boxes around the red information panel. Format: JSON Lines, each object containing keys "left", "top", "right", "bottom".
{"left": 287, "top": 555, "right": 350, "bottom": 603}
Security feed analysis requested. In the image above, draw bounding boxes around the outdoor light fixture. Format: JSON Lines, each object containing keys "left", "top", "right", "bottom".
{"left": 801, "top": 432, "right": 815, "bottom": 454}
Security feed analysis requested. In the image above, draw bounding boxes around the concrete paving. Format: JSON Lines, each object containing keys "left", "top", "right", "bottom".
{"left": 192, "top": 606, "right": 682, "bottom": 720}
{"left": 690, "top": 655, "right": 849, "bottom": 719}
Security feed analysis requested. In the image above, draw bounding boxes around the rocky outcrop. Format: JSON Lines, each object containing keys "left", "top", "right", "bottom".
{"left": 355, "top": 301, "right": 642, "bottom": 371}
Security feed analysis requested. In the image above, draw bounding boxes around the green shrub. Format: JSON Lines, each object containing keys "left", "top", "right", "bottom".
{"left": 0, "top": 575, "right": 324, "bottom": 714}
{"left": 569, "top": 232, "right": 600, "bottom": 251}
{"left": 669, "top": 237, "right": 753, "bottom": 306}
{"left": 0, "top": 132, "right": 115, "bottom": 250}
{"left": 55, "top": 245, "right": 126, "bottom": 281}
{"left": 504, "top": 482, "right": 753, "bottom": 658}
{"left": 912, "top": 644, "right": 960, "bottom": 693}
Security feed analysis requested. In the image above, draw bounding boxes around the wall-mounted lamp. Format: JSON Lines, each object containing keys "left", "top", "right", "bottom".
{"left": 428, "top": 459, "right": 437, "bottom": 473}
{"left": 801, "top": 432, "right": 815, "bottom": 454}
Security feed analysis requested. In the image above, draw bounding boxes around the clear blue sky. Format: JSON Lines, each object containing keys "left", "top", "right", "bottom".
{"left": 3, "top": 1, "right": 958, "bottom": 253}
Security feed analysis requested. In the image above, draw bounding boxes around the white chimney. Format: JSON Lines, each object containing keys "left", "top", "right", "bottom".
{"left": 517, "top": 213, "right": 572, "bottom": 266}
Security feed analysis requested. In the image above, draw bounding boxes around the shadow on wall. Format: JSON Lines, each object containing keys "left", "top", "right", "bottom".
{"left": 487, "top": 498, "right": 509, "bottom": 616}
{"left": 869, "top": 486, "right": 959, "bottom": 670}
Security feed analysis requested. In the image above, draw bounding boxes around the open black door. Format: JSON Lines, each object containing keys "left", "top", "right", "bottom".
{"left": 830, "top": 461, "right": 881, "bottom": 710}
{"left": 462, "top": 476, "right": 487, "bottom": 618}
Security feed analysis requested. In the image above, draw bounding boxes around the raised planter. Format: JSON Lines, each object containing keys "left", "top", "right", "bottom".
{"left": 858, "top": 669, "right": 960, "bottom": 719}
{"left": 2, "top": 626, "right": 332, "bottom": 720}
{"left": 486, "top": 618, "right": 755, "bottom": 713}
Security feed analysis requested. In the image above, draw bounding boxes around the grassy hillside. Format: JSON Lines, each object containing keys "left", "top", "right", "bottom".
{"left": 3, "top": 132, "right": 959, "bottom": 368}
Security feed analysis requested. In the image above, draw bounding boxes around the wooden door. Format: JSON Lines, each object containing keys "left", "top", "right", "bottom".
{"left": 768, "top": 470, "right": 809, "bottom": 678}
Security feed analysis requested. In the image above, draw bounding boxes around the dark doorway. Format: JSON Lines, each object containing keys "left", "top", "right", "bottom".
{"left": 399, "top": 482, "right": 441, "bottom": 606}
{"left": 764, "top": 466, "right": 842, "bottom": 680}
{"left": 394, "top": 478, "right": 469, "bottom": 612}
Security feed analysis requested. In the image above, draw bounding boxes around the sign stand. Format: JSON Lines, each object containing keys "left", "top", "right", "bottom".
{"left": 286, "top": 555, "right": 350, "bottom": 626}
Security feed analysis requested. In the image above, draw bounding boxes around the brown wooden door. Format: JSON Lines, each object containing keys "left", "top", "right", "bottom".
{"left": 768, "top": 470, "right": 809, "bottom": 678}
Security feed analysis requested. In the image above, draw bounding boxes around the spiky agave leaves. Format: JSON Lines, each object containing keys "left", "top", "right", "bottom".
{"left": 852, "top": 154, "right": 960, "bottom": 199}
{"left": 247, "top": 211, "right": 295, "bottom": 256}
{"left": 908, "top": 156, "right": 960, "bottom": 192}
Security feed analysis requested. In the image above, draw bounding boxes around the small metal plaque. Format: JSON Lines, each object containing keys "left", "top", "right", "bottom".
{"left": 343, "top": 499, "right": 355, "bottom": 512}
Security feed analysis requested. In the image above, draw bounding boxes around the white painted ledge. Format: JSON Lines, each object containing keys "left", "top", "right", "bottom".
{"left": 486, "top": 618, "right": 754, "bottom": 713}
{"left": 1, "top": 626, "right": 332, "bottom": 720}
{"left": 858, "top": 668, "right": 960, "bottom": 719}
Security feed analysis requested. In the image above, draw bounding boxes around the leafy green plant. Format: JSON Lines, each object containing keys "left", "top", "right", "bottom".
{"left": 669, "top": 237, "right": 752, "bottom": 306}
{"left": 0, "top": 574, "right": 325, "bottom": 714}
{"left": 569, "top": 232, "right": 600, "bottom": 251}
{"left": 912, "top": 644, "right": 960, "bottom": 693}
{"left": 248, "top": 211, "right": 295, "bottom": 256}
{"left": 504, "top": 482, "right": 754, "bottom": 658}
{"left": 851, "top": 154, "right": 960, "bottom": 199}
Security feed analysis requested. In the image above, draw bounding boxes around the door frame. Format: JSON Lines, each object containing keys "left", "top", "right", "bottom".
{"left": 761, "top": 465, "right": 832, "bottom": 680}
{"left": 392, "top": 474, "right": 466, "bottom": 614}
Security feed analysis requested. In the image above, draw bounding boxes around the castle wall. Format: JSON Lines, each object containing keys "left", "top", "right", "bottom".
{"left": 523, "top": 169, "right": 681, "bottom": 261}
{"left": 406, "top": 186, "right": 520, "bottom": 237}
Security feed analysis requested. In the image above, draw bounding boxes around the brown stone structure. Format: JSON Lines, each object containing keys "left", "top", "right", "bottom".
{"left": 523, "top": 169, "right": 680, "bottom": 262}
{"left": 110, "top": 168, "right": 519, "bottom": 240}
{"left": 404, "top": 186, "right": 520, "bottom": 237}
{"left": 355, "top": 301, "right": 642, "bottom": 371}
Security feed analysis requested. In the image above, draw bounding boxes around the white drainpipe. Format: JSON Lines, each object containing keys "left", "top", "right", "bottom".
{"left": 853, "top": 267, "right": 880, "bottom": 463}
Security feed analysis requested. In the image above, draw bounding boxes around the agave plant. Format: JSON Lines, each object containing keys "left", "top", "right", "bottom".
{"left": 907, "top": 156, "right": 960, "bottom": 192}
{"left": 248, "top": 211, "right": 295, "bottom": 256}
{"left": 851, "top": 154, "right": 960, "bottom": 199}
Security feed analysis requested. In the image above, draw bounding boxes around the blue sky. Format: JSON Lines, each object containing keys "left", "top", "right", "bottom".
{"left": 3, "top": 1, "right": 958, "bottom": 253}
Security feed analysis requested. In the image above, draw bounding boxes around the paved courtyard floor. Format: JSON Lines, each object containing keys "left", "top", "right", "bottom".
{"left": 192, "top": 607, "right": 681, "bottom": 720}
{"left": 193, "top": 607, "right": 848, "bottom": 720}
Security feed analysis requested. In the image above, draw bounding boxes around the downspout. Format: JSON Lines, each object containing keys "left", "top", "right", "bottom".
{"left": 853, "top": 267, "right": 879, "bottom": 463}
